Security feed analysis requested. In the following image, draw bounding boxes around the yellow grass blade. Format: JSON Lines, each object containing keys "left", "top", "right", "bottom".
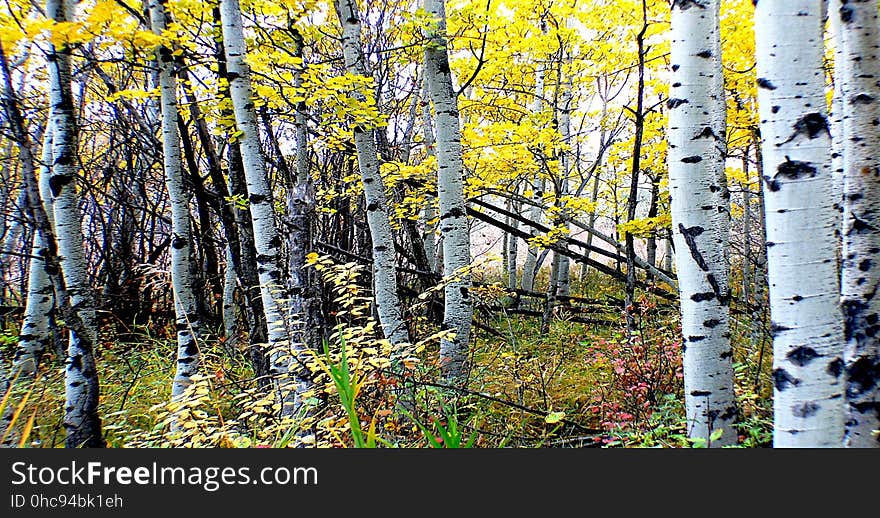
{"left": 0, "top": 368, "right": 23, "bottom": 420}
{"left": 17, "top": 409, "right": 38, "bottom": 448}
{"left": 0, "top": 383, "right": 34, "bottom": 444}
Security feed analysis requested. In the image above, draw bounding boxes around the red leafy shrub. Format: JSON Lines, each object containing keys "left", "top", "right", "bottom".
{"left": 582, "top": 296, "right": 683, "bottom": 431}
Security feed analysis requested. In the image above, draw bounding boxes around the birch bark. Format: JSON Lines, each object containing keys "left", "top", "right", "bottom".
{"left": 423, "top": 0, "right": 473, "bottom": 382}
{"left": 754, "top": 0, "right": 844, "bottom": 447}
{"left": 668, "top": 0, "right": 736, "bottom": 446}
{"left": 149, "top": 0, "right": 202, "bottom": 401}
{"left": 219, "top": 0, "right": 308, "bottom": 416}
{"left": 47, "top": 0, "right": 103, "bottom": 448}
{"left": 15, "top": 130, "right": 55, "bottom": 374}
{"left": 333, "top": 0, "right": 410, "bottom": 347}
{"left": 837, "top": 0, "right": 880, "bottom": 447}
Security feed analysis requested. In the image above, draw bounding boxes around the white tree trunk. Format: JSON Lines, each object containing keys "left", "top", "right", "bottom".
{"left": 333, "top": 0, "right": 410, "bottom": 347}
{"left": 149, "top": 0, "right": 202, "bottom": 401}
{"left": 293, "top": 32, "right": 310, "bottom": 187}
{"left": 15, "top": 129, "right": 55, "bottom": 375}
{"left": 521, "top": 44, "right": 546, "bottom": 293}
{"left": 421, "top": 74, "right": 438, "bottom": 274}
{"left": 222, "top": 244, "right": 238, "bottom": 347}
{"left": 837, "top": 0, "right": 880, "bottom": 448}
{"left": 828, "top": 0, "right": 846, "bottom": 219}
{"left": 47, "top": 0, "right": 103, "bottom": 448}
{"left": 220, "top": 0, "right": 309, "bottom": 416}
{"left": 754, "top": 0, "right": 844, "bottom": 447}
{"left": 424, "top": 0, "right": 473, "bottom": 383}
{"left": 0, "top": 188, "right": 26, "bottom": 284}
{"left": 668, "top": 0, "right": 736, "bottom": 447}
{"left": 556, "top": 52, "right": 573, "bottom": 298}
{"left": 506, "top": 194, "right": 519, "bottom": 291}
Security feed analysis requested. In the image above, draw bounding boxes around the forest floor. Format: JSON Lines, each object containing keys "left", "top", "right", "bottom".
{"left": 0, "top": 270, "right": 774, "bottom": 448}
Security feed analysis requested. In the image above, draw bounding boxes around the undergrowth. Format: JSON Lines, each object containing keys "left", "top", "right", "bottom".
{"left": 0, "top": 266, "right": 772, "bottom": 448}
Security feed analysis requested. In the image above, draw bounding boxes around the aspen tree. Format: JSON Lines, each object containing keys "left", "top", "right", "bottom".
{"left": 332, "top": 0, "right": 410, "bottom": 347}
{"left": 837, "top": 0, "right": 880, "bottom": 447}
{"left": 149, "top": 0, "right": 203, "bottom": 401}
{"left": 754, "top": 0, "right": 845, "bottom": 447}
{"left": 668, "top": 0, "right": 737, "bottom": 446}
{"left": 46, "top": 0, "right": 103, "bottom": 448}
{"left": 423, "top": 0, "right": 473, "bottom": 383}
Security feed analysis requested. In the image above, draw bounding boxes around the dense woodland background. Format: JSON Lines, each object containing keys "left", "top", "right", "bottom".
{"left": 0, "top": 0, "right": 876, "bottom": 448}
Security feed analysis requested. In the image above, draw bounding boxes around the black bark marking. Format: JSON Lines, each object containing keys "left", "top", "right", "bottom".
{"left": 692, "top": 127, "right": 717, "bottom": 140}
{"left": 720, "top": 406, "right": 737, "bottom": 421}
{"left": 681, "top": 155, "right": 703, "bottom": 164}
{"left": 678, "top": 224, "right": 709, "bottom": 271}
{"left": 782, "top": 113, "right": 830, "bottom": 143}
{"left": 159, "top": 46, "right": 173, "bottom": 64}
{"left": 673, "top": 0, "right": 707, "bottom": 9}
{"left": 851, "top": 402, "right": 880, "bottom": 416}
{"left": 773, "top": 368, "right": 800, "bottom": 391}
{"left": 757, "top": 78, "right": 777, "bottom": 90}
{"left": 762, "top": 176, "right": 781, "bottom": 192}
{"left": 851, "top": 93, "right": 876, "bottom": 105}
{"left": 840, "top": 299, "right": 880, "bottom": 341}
{"left": 775, "top": 158, "right": 818, "bottom": 182}
{"left": 249, "top": 193, "right": 268, "bottom": 205}
{"left": 828, "top": 358, "right": 845, "bottom": 378}
{"left": 840, "top": 5, "right": 854, "bottom": 23}
{"left": 706, "top": 274, "right": 729, "bottom": 305}
{"left": 703, "top": 319, "right": 721, "bottom": 328}
{"left": 55, "top": 150, "right": 74, "bottom": 166}
{"left": 849, "top": 213, "right": 877, "bottom": 234}
{"left": 440, "top": 207, "right": 466, "bottom": 220}
{"left": 859, "top": 259, "right": 872, "bottom": 272}
{"left": 846, "top": 357, "right": 879, "bottom": 397}
{"left": 49, "top": 174, "right": 74, "bottom": 197}
{"left": 688, "top": 335, "right": 706, "bottom": 342}
{"left": 696, "top": 50, "right": 712, "bottom": 59}
{"left": 690, "top": 390, "right": 712, "bottom": 397}
{"left": 171, "top": 237, "right": 188, "bottom": 250}
{"left": 720, "top": 349, "right": 733, "bottom": 360}
{"left": 667, "top": 98, "right": 689, "bottom": 109}
{"left": 691, "top": 292, "right": 715, "bottom": 302}
{"left": 786, "top": 346, "right": 820, "bottom": 367}
{"left": 792, "top": 401, "right": 820, "bottom": 418}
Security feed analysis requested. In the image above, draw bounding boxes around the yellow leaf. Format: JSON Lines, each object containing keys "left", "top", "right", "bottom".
{"left": 544, "top": 411, "right": 565, "bottom": 424}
